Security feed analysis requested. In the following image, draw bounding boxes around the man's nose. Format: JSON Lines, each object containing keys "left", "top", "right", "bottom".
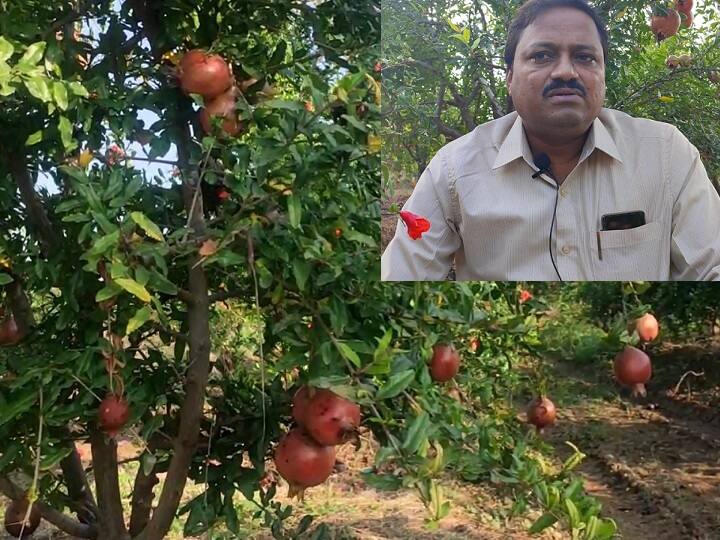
{"left": 550, "top": 54, "right": 579, "bottom": 81}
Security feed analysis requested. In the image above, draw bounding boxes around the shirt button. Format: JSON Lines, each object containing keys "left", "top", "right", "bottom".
{"left": 559, "top": 188, "right": 568, "bottom": 197}
{"left": 561, "top": 245, "right": 571, "bottom": 255}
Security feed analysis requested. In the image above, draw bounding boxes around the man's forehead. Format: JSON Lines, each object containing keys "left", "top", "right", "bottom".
{"left": 523, "top": 40, "right": 600, "bottom": 51}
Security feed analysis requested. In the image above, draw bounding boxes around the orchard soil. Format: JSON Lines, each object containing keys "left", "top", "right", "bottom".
{"left": 3, "top": 341, "right": 719, "bottom": 539}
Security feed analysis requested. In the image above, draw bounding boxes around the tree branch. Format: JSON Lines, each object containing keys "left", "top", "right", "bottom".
{"left": 59, "top": 441, "right": 98, "bottom": 525}
{"left": 5, "top": 152, "right": 62, "bottom": 258}
{"left": 128, "top": 456, "right": 160, "bottom": 536}
{"left": 0, "top": 476, "right": 97, "bottom": 539}
{"left": 89, "top": 431, "right": 130, "bottom": 540}
{"left": 435, "top": 81, "right": 463, "bottom": 140}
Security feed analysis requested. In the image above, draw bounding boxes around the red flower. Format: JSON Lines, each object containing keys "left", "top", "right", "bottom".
{"left": 217, "top": 188, "right": 231, "bottom": 201}
{"left": 399, "top": 210, "right": 431, "bottom": 240}
{"left": 105, "top": 144, "right": 125, "bottom": 165}
{"left": 519, "top": 290, "right": 533, "bottom": 304}
{"left": 374, "top": 62, "right": 382, "bottom": 73}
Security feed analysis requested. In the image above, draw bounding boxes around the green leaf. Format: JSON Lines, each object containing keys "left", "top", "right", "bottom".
{"left": 376, "top": 370, "right": 415, "bottom": 400}
{"left": 287, "top": 194, "right": 301, "bottom": 228}
{"left": 564, "top": 498, "right": 581, "bottom": 529}
{"left": 52, "top": 81, "right": 68, "bottom": 110}
{"left": 114, "top": 278, "right": 152, "bottom": 302}
{"left": 402, "top": 411, "right": 430, "bottom": 454}
{"left": 25, "top": 129, "right": 43, "bottom": 146}
{"left": 0, "top": 390, "right": 37, "bottom": 427}
{"left": 127, "top": 306, "right": 152, "bottom": 334}
{"left": 0, "top": 37, "right": 14, "bottom": 62}
{"left": 337, "top": 342, "right": 361, "bottom": 367}
{"left": 24, "top": 77, "right": 51, "bottom": 102}
{"left": 594, "top": 519, "right": 617, "bottom": 540}
{"left": 292, "top": 258, "right": 310, "bottom": 291}
{"left": 91, "top": 211, "right": 117, "bottom": 235}
{"left": 19, "top": 41, "right": 46, "bottom": 66}
{"left": 528, "top": 512, "right": 558, "bottom": 534}
{"left": 58, "top": 115, "right": 73, "bottom": 150}
{"left": 344, "top": 229, "right": 377, "bottom": 246}
{"left": 148, "top": 269, "right": 177, "bottom": 295}
{"left": 95, "top": 282, "right": 122, "bottom": 302}
{"left": 130, "top": 211, "right": 165, "bottom": 242}
{"left": 0, "top": 272, "right": 14, "bottom": 286}
{"left": 262, "top": 99, "right": 303, "bottom": 110}
{"left": 87, "top": 230, "right": 120, "bottom": 256}
{"left": 68, "top": 81, "right": 89, "bottom": 97}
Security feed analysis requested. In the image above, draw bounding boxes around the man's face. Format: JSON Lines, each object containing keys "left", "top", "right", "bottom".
{"left": 506, "top": 7, "right": 606, "bottom": 137}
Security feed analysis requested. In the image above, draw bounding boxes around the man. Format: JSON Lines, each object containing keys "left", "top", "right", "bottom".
{"left": 381, "top": 0, "right": 720, "bottom": 281}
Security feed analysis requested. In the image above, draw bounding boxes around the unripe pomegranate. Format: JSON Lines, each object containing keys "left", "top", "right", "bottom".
{"left": 634, "top": 313, "right": 659, "bottom": 342}
{"left": 4, "top": 498, "right": 41, "bottom": 538}
{"left": 98, "top": 394, "right": 130, "bottom": 436}
{"left": 614, "top": 346, "right": 652, "bottom": 397}
{"left": 303, "top": 389, "right": 361, "bottom": 446}
{"left": 274, "top": 428, "right": 336, "bottom": 499}
{"left": 178, "top": 49, "right": 233, "bottom": 99}
{"left": 430, "top": 343, "right": 460, "bottom": 382}
{"left": 527, "top": 396, "right": 556, "bottom": 431}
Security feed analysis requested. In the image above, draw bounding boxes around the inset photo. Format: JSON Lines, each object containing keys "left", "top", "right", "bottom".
{"left": 381, "top": 0, "right": 720, "bottom": 281}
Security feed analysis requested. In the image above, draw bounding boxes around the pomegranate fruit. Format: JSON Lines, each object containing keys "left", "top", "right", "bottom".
{"left": 4, "top": 498, "right": 41, "bottom": 538}
{"left": 303, "top": 389, "right": 361, "bottom": 446}
{"left": 198, "top": 86, "right": 243, "bottom": 136}
{"left": 98, "top": 394, "right": 130, "bottom": 436}
{"left": 429, "top": 343, "right": 461, "bottom": 382}
{"left": 675, "top": 0, "right": 693, "bottom": 27}
{"left": 178, "top": 49, "right": 233, "bottom": 99}
{"left": 0, "top": 316, "right": 23, "bottom": 346}
{"left": 292, "top": 385, "right": 312, "bottom": 426}
{"left": 274, "top": 428, "right": 336, "bottom": 498}
{"left": 634, "top": 313, "right": 659, "bottom": 342}
{"left": 527, "top": 396, "right": 557, "bottom": 431}
{"left": 614, "top": 346, "right": 652, "bottom": 397}
{"left": 650, "top": 9, "right": 681, "bottom": 42}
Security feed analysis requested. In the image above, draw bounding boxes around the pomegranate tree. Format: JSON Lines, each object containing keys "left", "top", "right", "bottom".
{"left": 430, "top": 343, "right": 461, "bottom": 382}
{"left": 273, "top": 428, "right": 336, "bottom": 499}
{"left": 614, "top": 346, "right": 652, "bottom": 397}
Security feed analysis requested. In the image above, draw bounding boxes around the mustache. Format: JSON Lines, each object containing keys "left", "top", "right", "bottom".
{"left": 544, "top": 81, "right": 586, "bottom": 96}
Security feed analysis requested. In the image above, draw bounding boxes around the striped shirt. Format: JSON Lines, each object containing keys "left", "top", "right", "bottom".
{"left": 381, "top": 107, "right": 720, "bottom": 281}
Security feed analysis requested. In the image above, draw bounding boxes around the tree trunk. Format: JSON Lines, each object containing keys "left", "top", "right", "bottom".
{"left": 89, "top": 431, "right": 130, "bottom": 540}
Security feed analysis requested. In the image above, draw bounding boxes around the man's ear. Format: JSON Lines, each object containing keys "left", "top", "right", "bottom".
{"left": 506, "top": 66, "right": 513, "bottom": 94}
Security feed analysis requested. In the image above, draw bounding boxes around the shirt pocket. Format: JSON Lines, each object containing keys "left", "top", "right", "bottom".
{"left": 592, "top": 221, "right": 663, "bottom": 279}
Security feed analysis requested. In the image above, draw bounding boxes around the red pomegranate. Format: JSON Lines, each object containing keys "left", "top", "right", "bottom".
{"left": 292, "top": 385, "right": 312, "bottom": 426}
{"left": 178, "top": 49, "right": 233, "bottom": 99}
{"left": 198, "top": 86, "right": 243, "bottom": 136}
{"left": 430, "top": 343, "right": 461, "bottom": 382}
{"left": 675, "top": 0, "right": 693, "bottom": 28}
{"left": 0, "top": 316, "right": 23, "bottom": 346}
{"left": 614, "top": 346, "right": 652, "bottom": 397}
{"left": 527, "top": 396, "right": 557, "bottom": 431}
{"left": 634, "top": 313, "right": 659, "bottom": 342}
{"left": 4, "top": 498, "right": 41, "bottom": 538}
{"left": 650, "top": 9, "right": 681, "bottom": 42}
{"left": 303, "top": 389, "right": 361, "bottom": 446}
{"left": 274, "top": 428, "right": 336, "bottom": 498}
{"left": 98, "top": 394, "right": 130, "bottom": 436}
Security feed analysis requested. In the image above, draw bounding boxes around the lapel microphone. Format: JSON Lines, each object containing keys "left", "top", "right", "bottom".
{"left": 532, "top": 153, "right": 552, "bottom": 178}
{"left": 530, "top": 153, "right": 564, "bottom": 282}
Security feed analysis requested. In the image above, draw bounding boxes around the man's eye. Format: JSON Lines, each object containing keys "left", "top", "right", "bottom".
{"left": 532, "top": 52, "right": 551, "bottom": 61}
{"left": 578, "top": 54, "right": 596, "bottom": 62}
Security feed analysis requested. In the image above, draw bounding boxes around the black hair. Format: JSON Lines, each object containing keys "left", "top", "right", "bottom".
{"left": 504, "top": 0, "right": 609, "bottom": 70}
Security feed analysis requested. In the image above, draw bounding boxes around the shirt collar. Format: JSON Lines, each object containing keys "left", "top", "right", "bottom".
{"left": 491, "top": 108, "right": 624, "bottom": 171}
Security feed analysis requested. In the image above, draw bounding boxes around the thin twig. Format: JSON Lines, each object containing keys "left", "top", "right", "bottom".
{"left": 670, "top": 370, "right": 705, "bottom": 397}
